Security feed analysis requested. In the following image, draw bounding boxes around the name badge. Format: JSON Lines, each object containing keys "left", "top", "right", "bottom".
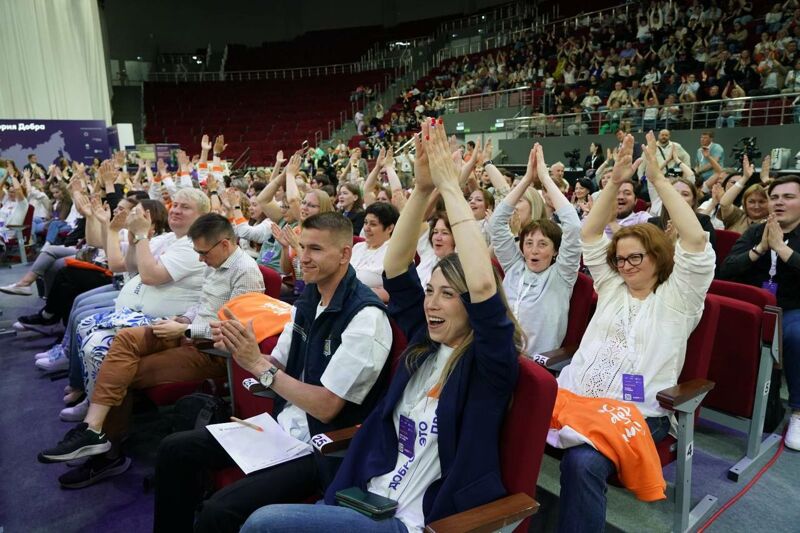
{"left": 398, "top": 415, "right": 416, "bottom": 458}
{"left": 261, "top": 249, "right": 275, "bottom": 264}
{"left": 622, "top": 374, "right": 645, "bottom": 403}
{"left": 761, "top": 280, "right": 778, "bottom": 295}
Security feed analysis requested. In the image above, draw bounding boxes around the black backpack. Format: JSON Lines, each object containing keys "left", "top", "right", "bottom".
{"left": 172, "top": 393, "right": 231, "bottom": 432}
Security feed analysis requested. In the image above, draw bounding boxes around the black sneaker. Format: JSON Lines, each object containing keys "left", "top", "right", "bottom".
{"left": 58, "top": 454, "right": 132, "bottom": 489}
{"left": 18, "top": 310, "right": 63, "bottom": 335}
{"left": 38, "top": 423, "right": 111, "bottom": 463}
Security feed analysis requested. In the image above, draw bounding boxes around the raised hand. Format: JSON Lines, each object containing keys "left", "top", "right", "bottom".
{"left": 213, "top": 135, "right": 227, "bottom": 155}
{"left": 766, "top": 215, "right": 785, "bottom": 250}
{"left": 223, "top": 187, "right": 240, "bottom": 211}
{"left": 711, "top": 183, "right": 724, "bottom": 203}
{"left": 412, "top": 131, "right": 434, "bottom": 192}
{"left": 742, "top": 154, "right": 754, "bottom": 180}
{"left": 73, "top": 192, "right": 93, "bottom": 217}
{"left": 611, "top": 134, "right": 642, "bottom": 185}
{"left": 281, "top": 225, "right": 301, "bottom": 252}
{"left": 99, "top": 160, "right": 116, "bottom": 187}
{"left": 156, "top": 158, "right": 167, "bottom": 176}
{"left": 271, "top": 222, "right": 290, "bottom": 248}
{"left": 285, "top": 153, "right": 302, "bottom": 177}
{"left": 127, "top": 205, "right": 151, "bottom": 235}
{"left": 383, "top": 147, "right": 395, "bottom": 169}
{"left": 421, "top": 118, "right": 459, "bottom": 190}
{"left": 109, "top": 206, "right": 129, "bottom": 232}
{"left": 201, "top": 134, "right": 212, "bottom": 151}
{"left": 275, "top": 150, "right": 286, "bottom": 166}
{"left": 91, "top": 196, "right": 111, "bottom": 225}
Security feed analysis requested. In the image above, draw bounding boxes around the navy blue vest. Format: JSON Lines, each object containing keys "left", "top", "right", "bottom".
{"left": 275, "top": 265, "right": 389, "bottom": 438}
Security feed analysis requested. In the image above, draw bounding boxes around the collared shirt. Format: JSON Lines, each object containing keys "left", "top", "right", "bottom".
{"left": 719, "top": 223, "right": 800, "bottom": 310}
{"left": 184, "top": 247, "right": 265, "bottom": 338}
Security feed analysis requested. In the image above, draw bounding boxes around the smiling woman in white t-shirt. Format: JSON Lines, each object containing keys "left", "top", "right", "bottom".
{"left": 240, "top": 118, "right": 524, "bottom": 533}
{"left": 349, "top": 202, "right": 399, "bottom": 302}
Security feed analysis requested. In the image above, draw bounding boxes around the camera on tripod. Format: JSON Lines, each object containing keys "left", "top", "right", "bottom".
{"left": 564, "top": 149, "right": 581, "bottom": 169}
{"left": 730, "top": 137, "right": 762, "bottom": 171}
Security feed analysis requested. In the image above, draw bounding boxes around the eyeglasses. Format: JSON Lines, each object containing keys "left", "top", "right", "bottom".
{"left": 194, "top": 239, "right": 224, "bottom": 257}
{"left": 614, "top": 252, "right": 646, "bottom": 268}
{"left": 301, "top": 200, "right": 319, "bottom": 209}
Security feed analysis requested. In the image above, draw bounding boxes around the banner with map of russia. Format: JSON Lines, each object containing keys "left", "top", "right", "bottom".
{"left": 0, "top": 119, "right": 110, "bottom": 170}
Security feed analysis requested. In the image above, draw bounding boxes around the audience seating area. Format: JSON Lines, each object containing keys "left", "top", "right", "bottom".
{"left": 144, "top": 71, "right": 391, "bottom": 166}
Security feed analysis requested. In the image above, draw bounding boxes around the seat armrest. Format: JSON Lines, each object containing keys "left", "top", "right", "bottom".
{"left": 423, "top": 493, "right": 539, "bottom": 533}
{"left": 311, "top": 425, "right": 361, "bottom": 455}
{"left": 534, "top": 345, "right": 578, "bottom": 372}
{"left": 657, "top": 378, "right": 715, "bottom": 413}
{"left": 196, "top": 340, "right": 227, "bottom": 355}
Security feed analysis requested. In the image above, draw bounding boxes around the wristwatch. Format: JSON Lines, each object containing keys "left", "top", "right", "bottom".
{"left": 133, "top": 234, "right": 148, "bottom": 244}
{"left": 484, "top": 159, "right": 494, "bottom": 166}
{"left": 258, "top": 365, "right": 279, "bottom": 389}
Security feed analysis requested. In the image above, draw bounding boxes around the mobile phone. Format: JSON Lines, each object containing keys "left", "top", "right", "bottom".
{"left": 335, "top": 487, "right": 398, "bottom": 520}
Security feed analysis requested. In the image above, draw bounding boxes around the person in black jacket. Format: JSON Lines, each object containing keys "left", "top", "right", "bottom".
{"left": 719, "top": 176, "right": 800, "bottom": 450}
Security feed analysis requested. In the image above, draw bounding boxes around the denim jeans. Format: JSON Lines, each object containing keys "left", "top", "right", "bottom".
{"left": 241, "top": 503, "right": 409, "bottom": 533}
{"left": 558, "top": 416, "right": 670, "bottom": 532}
{"left": 45, "top": 220, "right": 71, "bottom": 244}
{"left": 783, "top": 309, "right": 800, "bottom": 410}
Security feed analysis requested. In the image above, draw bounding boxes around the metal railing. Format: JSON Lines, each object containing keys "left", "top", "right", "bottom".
{"left": 498, "top": 93, "right": 800, "bottom": 139}
{"left": 443, "top": 86, "right": 534, "bottom": 113}
{"left": 147, "top": 57, "right": 401, "bottom": 83}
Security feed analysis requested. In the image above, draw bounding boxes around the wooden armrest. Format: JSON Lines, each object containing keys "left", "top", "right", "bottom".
{"left": 535, "top": 345, "right": 578, "bottom": 372}
{"left": 657, "top": 378, "right": 715, "bottom": 412}
{"left": 424, "top": 493, "right": 539, "bottom": 533}
{"left": 6, "top": 224, "right": 30, "bottom": 230}
{"left": 311, "top": 425, "right": 360, "bottom": 455}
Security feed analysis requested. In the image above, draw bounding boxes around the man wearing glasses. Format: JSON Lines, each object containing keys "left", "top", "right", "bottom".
{"left": 38, "top": 214, "right": 265, "bottom": 471}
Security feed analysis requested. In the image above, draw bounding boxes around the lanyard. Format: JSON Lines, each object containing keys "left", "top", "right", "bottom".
{"left": 769, "top": 238, "right": 789, "bottom": 280}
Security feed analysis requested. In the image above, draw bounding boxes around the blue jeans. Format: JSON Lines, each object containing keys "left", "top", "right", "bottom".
{"left": 63, "top": 285, "right": 119, "bottom": 389}
{"left": 45, "top": 220, "right": 71, "bottom": 244}
{"left": 558, "top": 416, "right": 670, "bottom": 532}
{"left": 241, "top": 503, "right": 408, "bottom": 533}
{"left": 783, "top": 309, "right": 800, "bottom": 410}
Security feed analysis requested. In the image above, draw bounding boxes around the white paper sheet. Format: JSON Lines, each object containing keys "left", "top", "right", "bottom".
{"left": 206, "top": 412, "right": 313, "bottom": 474}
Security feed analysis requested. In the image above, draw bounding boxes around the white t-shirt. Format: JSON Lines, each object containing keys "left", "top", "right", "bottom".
{"left": 367, "top": 344, "right": 453, "bottom": 533}
{"left": 415, "top": 230, "right": 439, "bottom": 288}
{"left": 114, "top": 234, "right": 205, "bottom": 316}
{"left": 350, "top": 240, "right": 389, "bottom": 289}
{"left": 271, "top": 305, "right": 392, "bottom": 442}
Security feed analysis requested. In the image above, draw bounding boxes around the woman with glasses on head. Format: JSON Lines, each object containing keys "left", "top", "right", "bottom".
{"left": 553, "top": 133, "right": 715, "bottom": 532}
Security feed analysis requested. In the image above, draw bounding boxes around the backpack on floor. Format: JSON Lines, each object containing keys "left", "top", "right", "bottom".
{"left": 172, "top": 393, "right": 231, "bottom": 432}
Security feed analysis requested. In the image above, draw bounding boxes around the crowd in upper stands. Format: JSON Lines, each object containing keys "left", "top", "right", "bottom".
{"left": 379, "top": 0, "right": 800, "bottom": 136}
{"left": 1, "top": 2, "right": 800, "bottom": 532}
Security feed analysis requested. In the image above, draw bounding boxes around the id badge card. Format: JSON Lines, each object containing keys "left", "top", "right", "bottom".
{"left": 761, "top": 279, "right": 778, "bottom": 295}
{"left": 398, "top": 415, "right": 416, "bottom": 458}
{"left": 622, "top": 374, "right": 645, "bottom": 402}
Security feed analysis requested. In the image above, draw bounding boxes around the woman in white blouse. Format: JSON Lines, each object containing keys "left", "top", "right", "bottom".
{"left": 555, "top": 132, "right": 715, "bottom": 531}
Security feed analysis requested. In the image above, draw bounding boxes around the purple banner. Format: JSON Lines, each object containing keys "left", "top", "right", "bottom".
{"left": 0, "top": 119, "right": 110, "bottom": 170}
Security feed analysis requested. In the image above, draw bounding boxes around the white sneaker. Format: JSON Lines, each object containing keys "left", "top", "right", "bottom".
{"left": 35, "top": 344, "right": 64, "bottom": 361}
{"left": 12, "top": 321, "right": 27, "bottom": 332}
{"left": 0, "top": 283, "right": 33, "bottom": 296}
{"left": 785, "top": 413, "right": 800, "bottom": 451}
{"left": 60, "top": 398, "right": 89, "bottom": 422}
{"left": 36, "top": 354, "right": 69, "bottom": 373}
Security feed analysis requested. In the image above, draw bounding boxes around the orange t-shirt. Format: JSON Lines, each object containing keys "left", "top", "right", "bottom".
{"left": 550, "top": 388, "right": 666, "bottom": 502}
{"left": 217, "top": 293, "right": 292, "bottom": 343}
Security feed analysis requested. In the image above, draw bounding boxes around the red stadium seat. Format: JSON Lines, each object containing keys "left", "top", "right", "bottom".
{"left": 703, "top": 280, "right": 783, "bottom": 481}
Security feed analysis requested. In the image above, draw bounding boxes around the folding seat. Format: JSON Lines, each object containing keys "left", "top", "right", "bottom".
{"left": 703, "top": 280, "right": 783, "bottom": 481}
{"left": 714, "top": 229, "right": 741, "bottom": 271}
{"left": 1, "top": 205, "right": 36, "bottom": 265}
